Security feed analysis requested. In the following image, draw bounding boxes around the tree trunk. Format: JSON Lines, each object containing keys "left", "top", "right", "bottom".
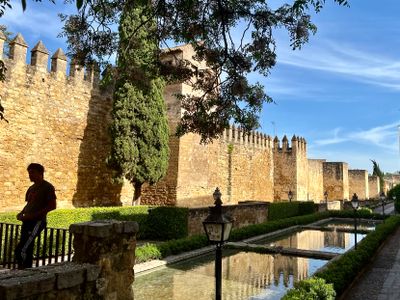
{"left": 132, "top": 182, "right": 142, "bottom": 206}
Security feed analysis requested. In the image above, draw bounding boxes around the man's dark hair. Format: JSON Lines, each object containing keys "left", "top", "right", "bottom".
{"left": 27, "top": 163, "right": 45, "bottom": 174}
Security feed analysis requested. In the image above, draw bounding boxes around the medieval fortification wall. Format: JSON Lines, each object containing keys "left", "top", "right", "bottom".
{"left": 0, "top": 34, "right": 135, "bottom": 211}
{"left": 0, "top": 35, "right": 376, "bottom": 211}
{"left": 349, "top": 170, "right": 369, "bottom": 200}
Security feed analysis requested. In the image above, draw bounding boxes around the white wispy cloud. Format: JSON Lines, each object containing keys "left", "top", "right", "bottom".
{"left": 277, "top": 40, "right": 400, "bottom": 90}
{"left": 314, "top": 121, "right": 400, "bottom": 151}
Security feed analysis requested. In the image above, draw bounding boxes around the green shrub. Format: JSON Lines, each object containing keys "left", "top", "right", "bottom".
{"left": 146, "top": 206, "right": 189, "bottom": 240}
{"left": 0, "top": 206, "right": 188, "bottom": 240}
{"left": 268, "top": 202, "right": 316, "bottom": 221}
{"left": 387, "top": 184, "right": 400, "bottom": 212}
{"left": 282, "top": 278, "right": 335, "bottom": 300}
{"left": 135, "top": 243, "right": 162, "bottom": 263}
{"left": 314, "top": 215, "right": 400, "bottom": 296}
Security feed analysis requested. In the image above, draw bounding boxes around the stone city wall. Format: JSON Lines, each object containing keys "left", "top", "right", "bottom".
{"left": 349, "top": 169, "right": 369, "bottom": 200}
{"left": 143, "top": 44, "right": 275, "bottom": 207}
{"left": 323, "top": 162, "right": 349, "bottom": 201}
{"left": 307, "top": 159, "right": 325, "bottom": 203}
{"left": 273, "top": 136, "right": 308, "bottom": 201}
{"left": 0, "top": 34, "right": 134, "bottom": 212}
{"left": 368, "top": 175, "right": 380, "bottom": 199}
{"left": 187, "top": 202, "right": 269, "bottom": 235}
{"left": 0, "top": 36, "right": 373, "bottom": 211}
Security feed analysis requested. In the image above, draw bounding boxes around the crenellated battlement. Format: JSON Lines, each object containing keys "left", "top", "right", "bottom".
{"left": 0, "top": 33, "right": 100, "bottom": 88}
{"left": 220, "top": 125, "right": 273, "bottom": 150}
{"left": 273, "top": 135, "right": 307, "bottom": 153}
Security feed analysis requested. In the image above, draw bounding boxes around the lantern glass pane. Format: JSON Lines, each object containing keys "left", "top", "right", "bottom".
{"left": 223, "top": 222, "right": 232, "bottom": 241}
{"left": 204, "top": 223, "right": 223, "bottom": 242}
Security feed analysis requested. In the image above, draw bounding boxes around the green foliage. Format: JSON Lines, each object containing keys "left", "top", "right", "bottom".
{"left": 157, "top": 235, "right": 209, "bottom": 258}
{"left": 282, "top": 278, "right": 336, "bottom": 300}
{"left": 314, "top": 215, "right": 400, "bottom": 296}
{"left": 268, "top": 202, "right": 316, "bottom": 221}
{"left": 146, "top": 207, "right": 189, "bottom": 240}
{"left": 387, "top": 184, "right": 400, "bottom": 213}
{"left": 60, "top": 0, "right": 349, "bottom": 142}
{"left": 107, "top": 0, "right": 169, "bottom": 199}
{"left": 135, "top": 243, "right": 162, "bottom": 263}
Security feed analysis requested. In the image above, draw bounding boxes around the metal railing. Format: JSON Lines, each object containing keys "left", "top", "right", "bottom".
{"left": 0, "top": 222, "right": 73, "bottom": 269}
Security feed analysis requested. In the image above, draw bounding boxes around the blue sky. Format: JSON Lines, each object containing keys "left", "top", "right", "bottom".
{"left": 1, "top": 0, "right": 400, "bottom": 174}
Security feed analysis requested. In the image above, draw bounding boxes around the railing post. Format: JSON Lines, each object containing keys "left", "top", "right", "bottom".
{"left": 70, "top": 220, "right": 139, "bottom": 300}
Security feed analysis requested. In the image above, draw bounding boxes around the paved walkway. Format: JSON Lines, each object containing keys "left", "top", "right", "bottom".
{"left": 342, "top": 203, "right": 399, "bottom": 300}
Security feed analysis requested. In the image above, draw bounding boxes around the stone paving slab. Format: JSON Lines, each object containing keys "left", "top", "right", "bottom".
{"left": 342, "top": 225, "right": 400, "bottom": 300}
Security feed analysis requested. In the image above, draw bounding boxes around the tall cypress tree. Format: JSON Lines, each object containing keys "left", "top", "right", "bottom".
{"left": 107, "top": 0, "right": 169, "bottom": 205}
{"left": 371, "top": 159, "right": 384, "bottom": 193}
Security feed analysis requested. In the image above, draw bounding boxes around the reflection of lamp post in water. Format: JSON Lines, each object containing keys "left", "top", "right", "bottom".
{"left": 203, "top": 188, "right": 233, "bottom": 300}
{"left": 288, "top": 190, "right": 293, "bottom": 202}
{"left": 380, "top": 191, "right": 386, "bottom": 222}
{"left": 351, "top": 193, "right": 359, "bottom": 249}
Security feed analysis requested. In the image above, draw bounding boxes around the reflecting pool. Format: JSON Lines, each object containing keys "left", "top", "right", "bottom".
{"left": 256, "top": 229, "right": 366, "bottom": 253}
{"left": 134, "top": 250, "right": 327, "bottom": 300}
{"left": 324, "top": 220, "right": 377, "bottom": 231}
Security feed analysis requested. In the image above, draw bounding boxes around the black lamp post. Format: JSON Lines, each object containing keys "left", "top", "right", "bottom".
{"left": 380, "top": 191, "right": 386, "bottom": 222}
{"left": 351, "top": 193, "right": 359, "bottom": 249}
{"left": 288, "top": 190, "right": 293, "bottom": 202}
{"left": 203, "top": 188, "right": 233, "bottom": 300}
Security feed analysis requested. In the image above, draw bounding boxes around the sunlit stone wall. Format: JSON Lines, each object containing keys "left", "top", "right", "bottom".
{"left": 0, "top": 34, "right": 134, "bottom": 211}
{"left": 323, "top": 162, "right": 349, "bottom": 201}
{"left": 349, "top": 169, "right": 369, "bottom": 200}
{"left": 368, "top": 175, "right": 380, "bottom": 199}
{"left": 308, "top": 159, "right": 326, "bottom": 203}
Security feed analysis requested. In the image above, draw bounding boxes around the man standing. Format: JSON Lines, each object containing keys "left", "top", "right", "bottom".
{"left": 15, "top": 163, "right": 57, "bottom": 269}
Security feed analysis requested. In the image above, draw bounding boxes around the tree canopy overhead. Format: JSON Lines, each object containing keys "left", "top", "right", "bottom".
{"left": 1, "top": 0, "right": 350, "bottom": 140}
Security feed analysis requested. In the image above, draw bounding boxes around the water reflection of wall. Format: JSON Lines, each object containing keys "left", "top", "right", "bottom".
{"left": 171, "top": 252, "right": 312, "bottom": 300}
{"left": 281, "top": 230, "right": 349, "bottom": 252}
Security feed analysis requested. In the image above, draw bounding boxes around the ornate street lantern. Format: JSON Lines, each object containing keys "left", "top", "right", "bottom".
{"left": 203, "top": 188, "right": 233, "bottom": 300}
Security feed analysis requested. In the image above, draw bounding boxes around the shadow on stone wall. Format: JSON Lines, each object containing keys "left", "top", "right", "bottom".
{"left": 72, "top": 88, "right": 123, "bottom": 207}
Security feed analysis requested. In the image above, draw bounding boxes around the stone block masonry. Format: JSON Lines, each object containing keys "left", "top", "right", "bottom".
{"left": 0, "top": 220, "right": 138, "bottom": 300}
{"left": 323, "top": 162, "right": 349, "bottom": 201}
{"left": 0, "top": 36, "right": 374, "bottom": 210}
{"left": 308, "top": 159, "right": 326, "bottom": 203}
{"left": 349, "top": 169, "right": 369, "bottom": 200}
{"left": 273, "top": 135, "right": 308, "bottom": 201}
{"left": 369, "top": 175, "right": 380, "bottom": 199}
{"left": 0, "top": 34, "right": 134, "bottom": 211}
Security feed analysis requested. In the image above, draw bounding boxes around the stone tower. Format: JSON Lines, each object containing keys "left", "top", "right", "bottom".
{"left": 273, "top": 135, "right": 308, "bottom": 201}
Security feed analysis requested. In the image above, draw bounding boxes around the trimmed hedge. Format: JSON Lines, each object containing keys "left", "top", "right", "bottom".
{"left": 135, "top": 209, "right": 378, "bottom": 263}
{"left": 282, "top": 278, "right": 335, "bottom": 300}
{"left": 387, "top": 184, "right": 400, "bottom": 213}
{"left": 146, "top": 206, "right": 189, "bottom": 240}
{"left": 268, "top": 201, "right": 316, "bottom": 221}
{"left": 0, "top": 206, "right": 189, "bottom": 240}
{"left": 283, "top": 215, "right": 400, "bottom": 299}
{"left": 315, "top": 215, "right": 400, "bottom": 296}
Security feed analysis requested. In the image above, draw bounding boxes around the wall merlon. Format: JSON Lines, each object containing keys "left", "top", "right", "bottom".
{"left": 31, "top": 40, "right": 49, "bottom": 71}
{"left": 85, "top": 63, "right": 101, "bottom": 86}
{"left": 51, "top": 48, "right": 68, "bottom": 75}
{"left": 9, "top": 33, "right": 28, "bottom": 63}
{"left": 69, "top": 60, "right": 85, "bottom": 81}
